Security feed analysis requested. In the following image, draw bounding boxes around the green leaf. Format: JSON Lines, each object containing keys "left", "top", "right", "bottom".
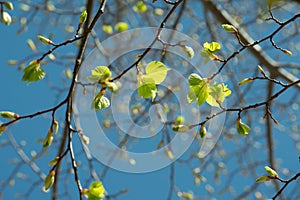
{"left": 88, "top": 181, "right": 105, "bottom": 200}
{"left": 199, "top": 125, "right": 207, "bottom": 138}
{"left": 282, "top": 49, "right": 293, "bottom": 56}
{"left": 48, "top": 157, "right": 59, "bottom": 166}
{"left": 1, "top": 11, "right": 12, "bottom": 25}
{"left": 80, "top": 133, "right": 90, "bottom": 145}
{"left": 0, "top": 111, "right": 19, "bottom": 119}
{"left": 137, "top": 75, "right": 157, "bottom": 100}
{"left": 203, "top": 42, "right": 221, "bottom": 53}
{"left": 43, "top": 130, "right": 54, "bottom": 148}
{"left": 44, "top": 170, "right": 55, "bottom": 191}
{"left": 106, "top": 81, "right": 118, "bottom": 93}
{"left": 0, "top": 124, "right": 6, "bottom": 135}
{"left": 22, "top": 60, "right": 45, "bottom": 83}
{"left": 206, "top": 83, "right": 231, "bottom": 107}
{"left": 236, "top": 118, "right": 251, "bottom": 136}
{"left": 256, "top": 175, "right": 271, "bottom": 183}
{"left": 92, "top": 93, "right": 110, "bottom": 110}
{"left": 133, "top": 1, "right": 147, "bottom": 13}
{"left": 88, "top": 66, "right": 112, "bottom": 83}
{"left": 4, "top": 2, "right": 14, "bottom": 11}
{"left": 38, "top": 35, "right": 53, "bottom": 45}
{"left": 187, "top": 77, "right": 209, "bottom": 106}
{"left": 238, "top": 78, "right": 253, "bottom": 86}
{"left": 102, "top": 25, "right": 113, "bottom": 34}
{"left": 154, "top": 8, "right": 164, "bottom": 16}
{"left": 172, "top": 125, "right": 190, "bottom": 133}
{"left": 144, "top": 61, "right": 170, "bottom": 84}
{"left": 188, "top": 73, "right": 202, "bottom": 86}
{"left": 221, "top": 24, "right": 237, "bottom": 32}
{"left": 53, "top": 120, "right": 59, "bottom": 134}
{"left": 184, "top": 46, "right": 194, "bottom": 59}
{"left": 265, "top": 166, "right": 278, "bottom": 177}
{"left": 79, "top": 10, "right": 87, "bottom": 24}
{"left": 175, "top": 116, "right": 185, "bottom": 125}
{"left": 115, "top": 22, "right": 129, "bottom": 32}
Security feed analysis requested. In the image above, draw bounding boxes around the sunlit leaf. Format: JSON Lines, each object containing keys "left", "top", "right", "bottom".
{"left": 137, "top": 75, "right": 157, "bottom": 100}
{"left": 206, "top": 83, "right": 231, "bottom": 107}
{"left": 88, "top": 66, "right": 112, "bottom": 83}
{"left": 92, "top": 92, "right": 110, "bottom": 110}
{"left": 43, "top": 130, "right": 54, "bottom": 148}
{"left": 238, "top": 78, "right": 253, "bottom": 86}
{"left": 236, "top": 118, "right": 250, "bottom": 136}
{"left": 144, "top": 61, "right": 170, "bottom": 84}
{"left": 4, "top": 2, "right": 14, "bottom": 11}
{"left": 133, "top": 1, "right": 147, "bottom": 13}
{"left": 265, "top": 166, "right": 278, "bottom": 177}
{"left": 102, "top": 25, "right": 113, "bottom": 34}
{"left": 222, "top": 24, "right": 237, "bottom": 32}
{"left": 187, "top": 75, "right": 209, "bottom": 106}
{"left": 22, "top": 60, "right": 45, "bottom": 83}
{"left": 184, "top": 46, "right": 195, "bottom": 59}
{"left": 88, "top": 181, "right": 105, "bottom": 200}
{"left": 44, "top": 170, "right": 55, "bottom": 191}
{"left": 0, "top": 111, "right": 19, "bottom": 119}
{"left": 199, "top": 125, "right": 207, "bottom": 138}
{"left": 115, "top": 22, "right": 129, "bottom": 32}
{"left": 1, "top": 11, "right": 12, "bottom": 25}
{"left": 203, "top": 42, "right": 221, "bottom": 53}
{"left": 256, "top": 175, "right": 271, "bottom": 182}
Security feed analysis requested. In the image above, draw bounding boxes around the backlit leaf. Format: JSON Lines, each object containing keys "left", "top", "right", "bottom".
{"left": 144, "top": 61, "right": 170, "bottom": 84}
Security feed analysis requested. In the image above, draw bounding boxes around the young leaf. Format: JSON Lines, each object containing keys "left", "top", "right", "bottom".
{"left": 203, "top": 42, "right": 221, "bottom": 53}
{"left": 48, "top": 157, "right": 59, "bottom": 166}
{"left": 256, "top": 175, "right": 271, "bottom": 183}
{"left": 187, "top": 76, "right": 209, "bottom": 106}
{"left": 154, "top": 8, "right": 164, "bottom": 16}
{"left": 27, "top": 39, "right": 37, "bottom": 52}
{"left": 53, "top": 120, "right": 59, "bottom": 134}
{"left": 115, "top": 22, "right": 129, "bottom": 32}
{"left": 257, "top": 65, "right": 266, "bottom": 76}
{"left": 133, "top": 1, "right": 148, "bottom": 13}
{"left": 239, "top": 78, "right": 253, "bottom": 86}
{"left": 206, "top": 83, "right": 231, "bottom": 107}
{"left": 184, "top": 46, "right": 195, "bottom": 59}
{"left": 172, "top": 125, "right": 190, "bottom": 133}
{"left": 0, "top": 111, "right": 19, "bottom": 119}
{"left": 4, "top": 2, "right": 14, "bottom": 11}
{"left": 0, "top": 124, "right": 6, "bottom": 135}
{"left": 265, "top": 166, "right": 278, "bottom": 177}
{"left": 80, "top": 133, "right": 90, "bottom": 145}
{"left": 281, "top": 49, "right": 293, "bottom": 56}
{"left": 88, "top": 66, "right": 112, "bottom": 83}
{"left": 1, "top": 11, "right": 12, "bottom": 25}
{"left": 236, "top": 118, "right": 251, "bottom": 136}
{"left": 102, "top": 25, "right": 113, "bottom": 34}
{"left": 175, "top": 116, "right": 185, "bottom": 125}
{"left": 22, "top": 60, "right": 45, "bottom": 83}
{"left": 137, "top": 75, "right": 157, "bottom": 100}
{"left": 43, "top": 130, "right": 54, "bottom": 148}
{"left": 44, "top": 170, "right": 55, "bottom": 191}
{"left": 88, "top": 181, "right": 105, "bottom": 200}
{"left": 79, "top": 10, "right": 87, "bottom": 24}
{"left": 165, "top": 148, "right": 175, "bottom": 160}
{"left": 92, "top": 92, "right": 110, "bottom": 110}
{"left": 106, "top": 81, "right": 118, "bottom": 93}
{"left": 38, "top": 35, "right": 54, "bottom": 45}
{"left": 144, "top": 61, "right": 170, "bottom": 84}
{"left": 199, "top": 125, "right": 207, "bottom": 138}
{"left": 222, "top": 24, "right": 237, "bottom": 32}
